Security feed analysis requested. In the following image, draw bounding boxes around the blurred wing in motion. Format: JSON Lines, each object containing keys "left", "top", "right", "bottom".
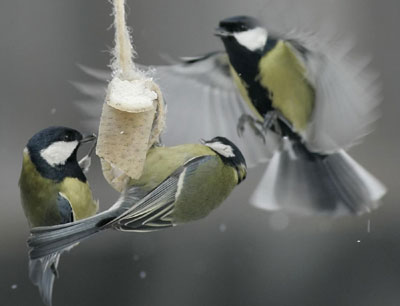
{"left": 74, "top": 54, "right": 278, "bottom": 168}
{"left": 72, "top": 65, "right": 109, "bottom": 134}
{"left": 285, "top": 32, "right": 382, "bottom": 153}
{"left": 154, "top": 53, "right": 278, "bottom": 167}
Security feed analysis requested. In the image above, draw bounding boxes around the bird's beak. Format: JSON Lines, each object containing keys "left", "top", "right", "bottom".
{"left": 200, "top": 138, "right": 206, "bottom": 144}
{"left": 214, "top": 27, "right": 230, "bottom": 37}
{"left": 80, "top": 133, "right": 97, "bottom": 144}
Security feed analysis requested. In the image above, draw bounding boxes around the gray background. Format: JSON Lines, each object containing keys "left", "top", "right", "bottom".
{"left": 1, "top": 0, "right": 399, "bottom": 305}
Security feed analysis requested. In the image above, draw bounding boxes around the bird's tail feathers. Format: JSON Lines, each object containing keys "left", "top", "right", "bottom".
{"left": 250, "top": 138, "right": 386, "bottom": 216}
{"left": 27, "top": 180, "right": 178, "bottom": 306}
{"left": 29, "top": 253, "right": 61, "bottom": 306}
{"left": 27, "top": 205, "right": 124, "bottom": 306}
{"left": 28, "top": 209, "right": 116, "bottom": 260}
{"left": 28, "top": 182, "right": 173, "bottom": 260}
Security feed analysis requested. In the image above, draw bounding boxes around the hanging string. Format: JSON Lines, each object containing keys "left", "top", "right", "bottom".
{"left": 112, "top": 0, "right": 137, "bottom": 80}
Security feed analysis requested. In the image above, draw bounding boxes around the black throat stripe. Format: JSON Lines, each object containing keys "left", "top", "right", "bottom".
{"left": 223, "top": 37, "right": 278, "bottom": 117}
{"left": 29, "top": 150, "right": 87, "bottom": 183}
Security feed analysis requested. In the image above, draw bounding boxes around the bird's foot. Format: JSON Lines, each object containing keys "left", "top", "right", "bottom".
{"left": 262, "top": 111, "right": 278, "bottom": 134}
{"left": 78, "top": 135, "right": 97, "bottom": 174}
{"left": 237, "top": 114, "right": 266, "bottom": 143}
{"left": 79, "top": 156, "right": 91, "bottom": 174}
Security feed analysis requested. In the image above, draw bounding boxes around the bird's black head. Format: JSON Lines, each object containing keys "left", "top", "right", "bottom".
{"left": 215, "top": 16, "right": 267, "bottom": 53}
{"left": 217, "top": 16, "right": 261, "bottom": 35}
{"left": 25, "top": 126, "right": 94, "bottom": 182}
{"left": 203, "top": 136, "right": 247, "bottom": 184}
{"left": 27, "top": 126, "right": 83, "bottom": 153}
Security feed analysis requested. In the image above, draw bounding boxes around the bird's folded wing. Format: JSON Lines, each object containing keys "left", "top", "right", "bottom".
{"left": 287, "top": 33, "right": 381, "bottom": 153}
{"left": 75, "top": 53, "right": 278, "bottom": 168}
{"left": 56, "top": 193, "right": 74, "bottom": 224}
{"left": 111, "top": 155, "right": 213, "bottom": 231}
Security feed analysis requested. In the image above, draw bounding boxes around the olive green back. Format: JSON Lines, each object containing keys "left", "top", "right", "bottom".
{"left": 129, "top": 144, "right": 238, "bottom": 224}
{"left": 129, "top": 144, "right": 217, "bottom": 192}
{"left": 172, "top": 155, "right": 237, "bottom": 223}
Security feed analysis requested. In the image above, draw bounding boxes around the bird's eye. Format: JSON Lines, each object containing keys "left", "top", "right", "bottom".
{"left": 64, "top": 135, "right": 69, "bottom": 141}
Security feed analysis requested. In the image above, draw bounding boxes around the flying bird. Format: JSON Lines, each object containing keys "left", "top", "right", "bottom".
{"left": 75, "top": 15, "right": 386, "bottom": 215}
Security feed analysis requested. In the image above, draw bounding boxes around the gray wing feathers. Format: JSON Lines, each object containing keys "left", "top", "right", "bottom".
{"left": 56, "top": 193, "right": 74, "bottom": 224}
{"left": 112, "top": 174, "right": 179, "bottom": 231}
{"left": 75, "top": 54, "right": 275, "bottom": 167}
{"left": 155, "top": 54, "right": 276, "bottom": 167}
{"left": 289, "top": 33, "right": 382, "bottom": 152}
{"left": 112, "top": 155, "right": 212, "bottom": 231}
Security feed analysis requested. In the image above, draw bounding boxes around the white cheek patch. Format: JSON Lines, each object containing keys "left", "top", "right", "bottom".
{"left": 40, "top": 141, "right": 79, "bottom": 167}
{"left": 206, "top": 142, "right": 235, "bottom": 158}
{"left": 233, "top": 27, "right": 268, "bottom": 51}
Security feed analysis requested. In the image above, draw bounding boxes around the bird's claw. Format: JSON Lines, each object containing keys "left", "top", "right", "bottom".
{"left": 237, "top": 114, "right": 266, "bottom": 143}
{"left": 262, "top": 111, "right": 278, "bottom": 134}
{"left": 79, "top": 135, "right": 97, "bottom": 174}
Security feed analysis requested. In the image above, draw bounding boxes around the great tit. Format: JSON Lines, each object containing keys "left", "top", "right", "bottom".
{"left": 27, "top": 135, "right": 247, "bottom": 295}
{"left": 19, "top": 126, "right": 98, "bottom": 306}
{"left": 75, "top": 16, "right": 386, "bottom": 215}
{"left": 207, "top": 15, "right": 386, "bottom": 215}
{"left": 146, "top": 15, "right": 386, "bottom": 215}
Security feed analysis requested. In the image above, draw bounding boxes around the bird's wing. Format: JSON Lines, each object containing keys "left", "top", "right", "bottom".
{"left": 111, "top": 155, "right": 213, "bottom": 231}
{"left": 56, "top": 193, "right": 74, "bottom": 224}
{"left": 75, "top": 54, "right": 278, "bottom": 168}
{"left": 286, "top": 33, "right": 381, "bottom": 153}
{"left": 155, "top": 53, "right": 277, "bottom": 167}
{"left": 72, "top": 65, "right": 109, "bottom": 133}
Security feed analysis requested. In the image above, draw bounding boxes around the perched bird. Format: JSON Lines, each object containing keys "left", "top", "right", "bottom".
{"left": 75, "top": 16, "right": 386, "bottom": 215}
{"left": 28, "top": 136, "right": 247, "bottom": 278}
{"left": 19, "top": 126, "right": 98, "bottom": 306}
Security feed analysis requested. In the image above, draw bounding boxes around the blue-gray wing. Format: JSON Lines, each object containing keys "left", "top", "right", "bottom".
{"left": 281, "top": 32, "right": 381, "bottom": 153}
{"left": 56, "top": 193, "right": 74, "bottom": 224}
{"left": 74, "top": 55, "right": 278, "bottom": 168}
{"left": 111, "top": 155, "right": 213, "bottom": 231}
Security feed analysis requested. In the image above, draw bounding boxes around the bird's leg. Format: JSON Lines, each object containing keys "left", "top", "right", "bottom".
{"left": 273, "top": 119, "right": 282, "bottom": 136}
{"left": 237, "top": 114, "right": 266, "bottom": 143}
{"left": 262, "top": 111, "right": 278, "bottom": 134}
{"left": 79, "top": 136, "right": 97, "bottom": 174}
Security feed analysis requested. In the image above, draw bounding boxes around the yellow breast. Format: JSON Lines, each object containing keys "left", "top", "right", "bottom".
{"left": 59, "top": 178, "right": 98, "bottom": 220}
{"left": 258, "top": 40, "right": 315, "bottom": 131}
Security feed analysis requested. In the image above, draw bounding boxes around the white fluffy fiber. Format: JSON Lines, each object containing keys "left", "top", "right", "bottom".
{"left": 108, "top": 78, "right": 157, "bottom": 112}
